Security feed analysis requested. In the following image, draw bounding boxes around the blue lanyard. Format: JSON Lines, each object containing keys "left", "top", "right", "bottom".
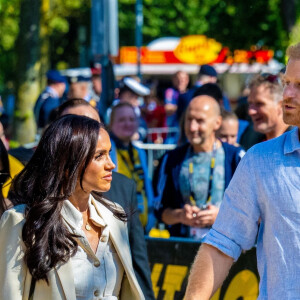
{"left": 188, "top": 141, "right": 217, "bottom": 206}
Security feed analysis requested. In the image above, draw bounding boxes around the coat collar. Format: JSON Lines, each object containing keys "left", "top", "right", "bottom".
{"left": 91, "top": 197, "right": 133, "bottom": 270}
{"left": 56, "top": 195, "right": 142, "bottom": 299}
{"left": 92, "top": 197, "right": 144, "bottom": 299}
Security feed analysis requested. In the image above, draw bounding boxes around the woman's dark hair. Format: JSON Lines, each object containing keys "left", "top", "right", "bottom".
{"left": 0, "top": 139, "right": 10, "bottom": 216}
{"left": 9, "top": 114, "right": 126, "bottom": 282}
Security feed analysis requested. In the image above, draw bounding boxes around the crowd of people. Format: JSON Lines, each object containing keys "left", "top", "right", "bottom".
{"left": 0, "top": 40, "right": 299, "bottom": 299}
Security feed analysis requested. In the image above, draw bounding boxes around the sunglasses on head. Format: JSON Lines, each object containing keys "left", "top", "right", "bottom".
{"left": 260, "top": 73, "right": 281, "bottom": 84}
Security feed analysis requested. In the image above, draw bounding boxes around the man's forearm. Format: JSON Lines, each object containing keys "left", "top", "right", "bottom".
{"left": 161, "top": 208, "right": 183, "bottom": 225}
{"left": 185, "top": 243, "right": 234, "bottom": 300}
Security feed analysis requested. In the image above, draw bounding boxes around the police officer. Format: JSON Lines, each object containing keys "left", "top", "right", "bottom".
{"left": 67, "top": 75, "right": 98, "bottom": 108}
{"left": 34, "top": 70, "right": 66, "bottom": 130}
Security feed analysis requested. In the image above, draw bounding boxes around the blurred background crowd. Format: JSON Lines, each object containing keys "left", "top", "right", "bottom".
{"left": 0, "top": 1, "right": 299, "bottom": 297}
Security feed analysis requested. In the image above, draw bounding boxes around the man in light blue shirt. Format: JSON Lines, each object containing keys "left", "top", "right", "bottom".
{"left": 185, "top": 42, "right": 300, "bottom": 299}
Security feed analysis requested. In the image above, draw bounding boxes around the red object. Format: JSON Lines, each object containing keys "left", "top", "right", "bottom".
{"left": 142, "top": 104, "right": 167, "bottom": 142}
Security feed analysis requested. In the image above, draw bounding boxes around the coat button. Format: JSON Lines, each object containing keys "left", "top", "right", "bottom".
{"left": 94, "top": 261, "right": 100, "bottom": 267}
{"left": 101, "top": 236, "right": 108, "bottom": 243}
{"left": 94, "top": 290, "right": 100, "bottom": 297}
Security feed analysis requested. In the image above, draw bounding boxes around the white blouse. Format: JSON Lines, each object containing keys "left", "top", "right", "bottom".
{"left": 61, "top": 196, "right": 124, "bottom": 300}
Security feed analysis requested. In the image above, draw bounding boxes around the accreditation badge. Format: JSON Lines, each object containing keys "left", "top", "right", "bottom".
{"left": 189, "top": 227, "right": 210, "bottom": 240}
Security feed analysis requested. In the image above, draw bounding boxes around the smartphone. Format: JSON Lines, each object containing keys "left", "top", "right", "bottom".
{"left": 200, "top": 204, "right": 208, "bottom": 210}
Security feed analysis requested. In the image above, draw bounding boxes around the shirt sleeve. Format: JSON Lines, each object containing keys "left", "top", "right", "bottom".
{"left": 164, "top": 88, "right": 178, "bottom": 105}
{"left": 203, "top": 149, "right": 261, "bottom": 261}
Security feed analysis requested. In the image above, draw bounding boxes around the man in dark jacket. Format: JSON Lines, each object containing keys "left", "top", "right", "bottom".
{"left": 34, "top": 70, "right": 66, "bottom": 130}
{"left": 155, "top": 96, "right": 244, "bottom": 239}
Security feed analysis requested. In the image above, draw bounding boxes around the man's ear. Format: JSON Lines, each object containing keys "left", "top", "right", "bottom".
{"left": 214, "top": 116, "right": 222, "bottom": 131}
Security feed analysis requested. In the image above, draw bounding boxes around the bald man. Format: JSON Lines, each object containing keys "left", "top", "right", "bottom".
{"left": 155, "top": 96, "right": 244, "bottom": 239}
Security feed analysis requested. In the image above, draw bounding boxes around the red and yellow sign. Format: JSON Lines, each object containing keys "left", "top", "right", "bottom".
{"left": 174, "top": 35, "right": 222, "bottom": 64}
{"left": 118, "top": 35, "right": 274, "bottom": 65}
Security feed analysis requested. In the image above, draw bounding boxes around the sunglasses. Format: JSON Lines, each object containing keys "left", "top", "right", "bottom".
{"left": 260, "top": 73, "right": 281, "bottom": 84}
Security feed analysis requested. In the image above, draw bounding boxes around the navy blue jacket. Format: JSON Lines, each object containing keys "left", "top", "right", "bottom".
{"left": 34, "top": 87, "right": 61, "bottom": 128}
{"left": 155, "top": 142, "right": 244, "bottom": 237}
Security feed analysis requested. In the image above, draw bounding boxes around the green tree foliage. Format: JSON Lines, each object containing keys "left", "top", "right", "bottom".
{"left": 0, "top": 0, "right": 298, "bottom": 92}
{"left": 0, "top": 0, "right": 90, "bottom": 92}
{"left": 14, "top": 0, "right": 41, "bottom": 143}
{"left": 1, "top": 0, "right": 300, "bottom": 141}
{"left": 118, "top": 0, "right": 291, "bottom": 61}
{"left": 0, "top": 0, "right": 21, "bottom": 89}
{"left": 0, "top": 0, "right": 90, "bottom": 142}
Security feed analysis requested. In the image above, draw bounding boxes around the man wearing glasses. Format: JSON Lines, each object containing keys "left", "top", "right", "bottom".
{"left": 185, "top": 43, "right": 300, "bottom": 299}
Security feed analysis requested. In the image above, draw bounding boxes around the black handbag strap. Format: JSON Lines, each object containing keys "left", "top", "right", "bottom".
{"left": 28, "top": 278, "right": 36, "bottom": 300}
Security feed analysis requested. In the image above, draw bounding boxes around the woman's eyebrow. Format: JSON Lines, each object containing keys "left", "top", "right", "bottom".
{"left": 95, "top": 149, "right": 105, "bottom": 154}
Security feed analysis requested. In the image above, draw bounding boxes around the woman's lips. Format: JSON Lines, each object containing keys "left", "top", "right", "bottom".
{"left": 103, "top": 174, "right": 112, "bottom": 181}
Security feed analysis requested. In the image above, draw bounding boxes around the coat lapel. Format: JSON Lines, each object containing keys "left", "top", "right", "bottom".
{"left": 92, "top": 197, "right": 144, "bottom": 299}
{"left": 54, "top": 258, "right": 76, "bottom": 300}
{"left": 92, "top": 198, "right": 132, "bottom": 269}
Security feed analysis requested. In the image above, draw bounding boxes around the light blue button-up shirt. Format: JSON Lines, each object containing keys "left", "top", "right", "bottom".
{"left": 203, "top": 127, "right": 300, "bottom": 299}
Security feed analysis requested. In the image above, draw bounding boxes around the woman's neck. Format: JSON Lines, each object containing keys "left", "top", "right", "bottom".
{"left": 69, "top": 186, "right": 90, "bottom": 212}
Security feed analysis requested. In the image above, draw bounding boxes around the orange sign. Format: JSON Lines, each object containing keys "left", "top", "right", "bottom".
{"left": 174, "top": 35, "right": 222, "bottom": 64}
{"left": 118, "top": 35, "right": 274, "bottom": 65}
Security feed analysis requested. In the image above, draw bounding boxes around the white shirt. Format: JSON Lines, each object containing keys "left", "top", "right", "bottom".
{"left": 61, "top": 196, "right": 124, "bottom": 300}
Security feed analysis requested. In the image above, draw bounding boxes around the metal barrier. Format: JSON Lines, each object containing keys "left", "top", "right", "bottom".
{"left": 133, "top": 141, "right": 176, "bottom": 179}
{"left": 146, "top": 127, "right": 179, "bottom": 144}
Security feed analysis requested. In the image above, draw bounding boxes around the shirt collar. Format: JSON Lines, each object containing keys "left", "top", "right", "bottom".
{"left": 61, "top": 194, "right": 106, "bottom": 232}
{"left": 45, "top": 86, "right": 59, "bottom": 98}
{"left": 284, "top": 127, "right": 300, "bottom": 155}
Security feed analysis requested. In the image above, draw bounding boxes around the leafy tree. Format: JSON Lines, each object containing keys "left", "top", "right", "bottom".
{"left": 13, "top": 0, "right": 41, "bottom": 144}
{"left": 1, "top": 0, "right": 300, "bottom": 143}
{"left": 1, "top": 0, "right": 90, "bottom": 143}
{"left": 0, "top": 0, "right": 21, "bottom": 90}
{"left": 118, "top": 0, "right": 292, "bottom": 61}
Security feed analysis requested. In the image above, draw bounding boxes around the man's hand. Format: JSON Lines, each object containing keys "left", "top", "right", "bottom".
{"left": 195, "top": 204, "right": 219, "bottom": 227}
{"left": 179, "top": 204, "right": 201, "bottom": 227}
{"left": 162, "top": 204, "right": 220, "bottom": 227}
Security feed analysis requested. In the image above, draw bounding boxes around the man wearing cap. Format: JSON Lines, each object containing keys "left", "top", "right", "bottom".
{"left": 34, "top": 70, "right": 66, "bottom": 129}
{"left": 118, "top": 77, "right": 150, "bottom": 107}
{"left": 177, "top": 65, "right": 230, "bottom": 122}
{"left": 67, "top": 75, "right": 98, "bottom": 108}
{"left": 105, "top": 77, "right": 150, "bottom": 138}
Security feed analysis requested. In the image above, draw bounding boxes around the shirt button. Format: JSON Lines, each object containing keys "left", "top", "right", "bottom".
{"left": 101, "top": 236, "right": 108, "bottom": 242}
{"left": 94, "top": 290, "right": 100, "bottom": 297}
{"left": 94, "top": 261, "right": 100, "bottom": 267}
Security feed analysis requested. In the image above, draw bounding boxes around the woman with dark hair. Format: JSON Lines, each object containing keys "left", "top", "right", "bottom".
{"left": 0, "top": 138, "right": 10, "bottom": 216}
{"left": 0, "top": 115, "right": 144, "bottom": 299}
